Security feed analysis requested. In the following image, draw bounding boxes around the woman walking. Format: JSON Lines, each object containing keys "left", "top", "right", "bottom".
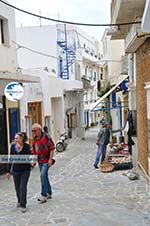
{"left": 6, "top": 132, "right": 31, "bottom": 213}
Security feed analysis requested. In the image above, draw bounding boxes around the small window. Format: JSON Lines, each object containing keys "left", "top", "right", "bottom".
{"left": 97, "top": 80, "right": 101, "bottom": 91}
{"left": 100, "top": 73, "right": 103, "bottom": 80}
{"left": 0, "top": 19, "right": 5, "bottom": 44}
{"left": 85, "top": 66, "right": 88, "bottom": 75}
{"left": 93, "top": 72, "right": 96, "bottom": 81}
{"left": 0, "top": 18, "right": 9, "bottom": 45}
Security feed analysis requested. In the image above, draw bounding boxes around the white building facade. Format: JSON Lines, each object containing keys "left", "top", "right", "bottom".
{"left": 17, "top": 25, "right": 100, "bottom": 142}
{"left": 0, "top": 0, "right": 39, "bottom": 173}
{"left": 89, "top": 28, "right": 128, "bottom": 142}
{"left": 102, "top": 30, "right": 127, "bottom": 134}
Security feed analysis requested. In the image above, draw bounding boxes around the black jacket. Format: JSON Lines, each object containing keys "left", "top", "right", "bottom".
{"left": 7, "top": 143, "right": 31, "bottom": 174}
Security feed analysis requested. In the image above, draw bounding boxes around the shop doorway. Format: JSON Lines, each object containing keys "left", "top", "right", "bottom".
{"left": 51, "top": 97, "right": 63, "bottom": 141}
{"left": 0, "top": 109, "right": 7, "bottom": 154}
{"left": 0, "top": 97, "right": 8, "bottom": 174}
{"left": 0, "top": 97, "right": 7, "bottom": 154}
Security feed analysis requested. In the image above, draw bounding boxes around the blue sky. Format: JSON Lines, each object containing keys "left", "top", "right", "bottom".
{"left": 8, "top": 0, "right": 111, "bottom": 40}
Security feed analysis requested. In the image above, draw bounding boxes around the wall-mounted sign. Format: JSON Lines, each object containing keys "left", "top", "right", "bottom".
{"left": 4, "top": 82, "right": 24, "bottom": 102}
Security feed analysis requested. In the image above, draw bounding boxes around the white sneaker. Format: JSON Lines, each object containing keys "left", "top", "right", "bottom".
{"left": 46, "top": 194, "right": 52, "bottom": 199}
{"left": 21, "top": 207, "right": 26, "bottom": 213}
{"left": 37, "top": 196, "right": 47, "bottom": 203}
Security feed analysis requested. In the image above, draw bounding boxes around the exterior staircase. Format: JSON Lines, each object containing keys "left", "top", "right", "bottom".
{"left": 57, "top": 25, "right": 76, "bottom": 80}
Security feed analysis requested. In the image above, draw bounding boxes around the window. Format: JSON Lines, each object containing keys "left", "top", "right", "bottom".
{"left": 93, "top": 72, "right": 96, "bottom": 81}
{"left": 0, "top": 19, "right": 4, "bottom": 43}
{"left": 97, "top": 80, "right": 101, "bottom": 91}
{"left": 85, "top": 66, "right": 88, "bottom": 75}
{"left": 100, "top": 73, "right": 103, "bottom": 80}
{"left": 0, "top": 17, "right": 9, "bottom": 45}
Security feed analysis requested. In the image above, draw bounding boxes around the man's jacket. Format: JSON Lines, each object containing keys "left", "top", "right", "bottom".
{"left": 32, "top": 132, "right": 55, "bottom": 163}
{"left": 97, "top": 128, "right": 110, "bottom": 145}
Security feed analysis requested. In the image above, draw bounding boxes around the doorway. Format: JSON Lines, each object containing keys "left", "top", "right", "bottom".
{"left": 0, "top": 97, "right": 7, "bottom": 154}
{"left": 0, "top": 96, "right": 7, "bottom": 174}
{"left": 9, "top": 108, "right": 20, "bottom": 142}
{"left": 28, "top": 102, "right": 42, "bottom": 125}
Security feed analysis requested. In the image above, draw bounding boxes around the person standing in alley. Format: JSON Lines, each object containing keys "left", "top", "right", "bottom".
{"left": 43, "top": 125, "right": 48, "bottom": 134}
{"left": 43, "top": 125, "right": 51, "bottom": 139}
{"left": 126, "top": 110, "right": 135, "bottom": 155}
{"left": 94, "top": 122, "right": 110, "bottom": 169}
{"left": 31, "top": 123, "right": 55, "bottom": 203}
{"left": 6, "top": 132, "right": 31, "bottom": 213}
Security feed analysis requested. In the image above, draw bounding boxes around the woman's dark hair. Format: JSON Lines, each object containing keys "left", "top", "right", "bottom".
{"left": 17, "top": 132, "right": 28, "bottom": 142}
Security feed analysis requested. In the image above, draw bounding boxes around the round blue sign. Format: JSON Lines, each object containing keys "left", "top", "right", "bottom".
{"left": 4, "top": 82, "right": 24, "bottom": 101}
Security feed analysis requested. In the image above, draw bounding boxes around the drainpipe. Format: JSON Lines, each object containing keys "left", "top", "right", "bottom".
{"left": 64, "top": 24, "right": 69, "bottom": 79}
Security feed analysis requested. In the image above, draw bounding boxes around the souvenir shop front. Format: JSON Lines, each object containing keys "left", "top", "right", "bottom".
{"left": 100, "top": 143, "right": 133, "bottom": 173}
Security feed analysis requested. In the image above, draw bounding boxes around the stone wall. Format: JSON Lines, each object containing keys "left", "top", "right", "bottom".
{"left": 136, "top": 38, "right": 150, "bottom": 173}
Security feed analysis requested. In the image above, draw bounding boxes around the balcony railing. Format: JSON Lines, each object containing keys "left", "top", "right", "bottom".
{"left": 125, "top": 22, "right": 148, "bottom": 53}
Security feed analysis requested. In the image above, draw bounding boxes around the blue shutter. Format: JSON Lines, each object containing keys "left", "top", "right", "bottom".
{"left": 112, "top": 92, "right": 116, "bottom": 108}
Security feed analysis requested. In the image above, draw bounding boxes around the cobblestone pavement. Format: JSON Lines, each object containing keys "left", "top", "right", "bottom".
{"left": 0, "top": 127, "right": 150, "bottom": 226}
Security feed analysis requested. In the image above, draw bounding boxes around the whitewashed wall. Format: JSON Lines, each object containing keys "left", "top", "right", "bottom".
{"left": 0, "top": 2, "right": 17, "bottom": 72}
{"left": 16, "top": 25, "right": 58, "bottom": 74}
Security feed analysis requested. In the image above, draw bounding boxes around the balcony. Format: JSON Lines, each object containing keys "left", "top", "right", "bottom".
{"left": 125, "top": 23, "right": 148, "bottom": 53}
{"left": 81, "top": 49, "right": 99, "bottom": 64}
{"left": 111, "top": 0, "right": 145, "bottom": 40}
{"left": 62, "top": 79, "right": 83, "bottom": 92}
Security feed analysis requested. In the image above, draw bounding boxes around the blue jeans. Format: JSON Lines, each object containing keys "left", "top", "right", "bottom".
{"left": 39, "top": 163, "right": 52, "bottom": 197}
{"left": 94, "top": 144, "right": 107, "bottom": 166}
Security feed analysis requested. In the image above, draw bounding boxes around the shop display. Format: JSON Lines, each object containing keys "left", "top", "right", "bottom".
{"left": 100, "top": 143, "right": 133, "bottom": 173}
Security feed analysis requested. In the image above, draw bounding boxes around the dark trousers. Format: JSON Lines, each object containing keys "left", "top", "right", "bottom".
{"left": 13, "top": 171, "right": 30, "bottom": 207}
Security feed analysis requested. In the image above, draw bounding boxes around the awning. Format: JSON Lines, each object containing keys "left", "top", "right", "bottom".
{"left": 0, "top": 71, "right": 40, "bottom": 83}
{"left": 90, "top": 74, "right": 128, "bottom": 111}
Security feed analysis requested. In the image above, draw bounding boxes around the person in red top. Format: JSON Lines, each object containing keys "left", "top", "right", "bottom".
{"left": 31, "top": 123, "right": 55, "bottom": 203}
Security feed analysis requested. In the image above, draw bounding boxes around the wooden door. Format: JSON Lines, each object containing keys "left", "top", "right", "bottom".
{"left": 28, "top": 102, "right": 42, "bottom": 125}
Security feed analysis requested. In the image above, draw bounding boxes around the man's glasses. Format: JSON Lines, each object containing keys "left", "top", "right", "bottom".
{"left": 32, "top": 129, "right": 37, "bottom": 133}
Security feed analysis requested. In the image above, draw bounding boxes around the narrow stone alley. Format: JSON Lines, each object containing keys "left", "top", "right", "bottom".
{"left": 0, "top": 127, "right": 150, "bottom": 226}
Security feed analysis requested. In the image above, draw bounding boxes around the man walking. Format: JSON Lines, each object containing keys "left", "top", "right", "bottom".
{"left": 31, "top": 123, "right": 55, "bottom": 203}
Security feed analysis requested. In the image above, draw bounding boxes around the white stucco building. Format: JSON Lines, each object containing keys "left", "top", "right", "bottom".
{"left": 0, "top": 0, "right": 39, "bottom": 169}
{"left": 102, "top": 29, "right": 127, "bottom": 133}
{"left": 89, "top": 28, "right": 128, "bottom": 142}
{"left": 16, "top": 24, "right": 101, "bottom": 142}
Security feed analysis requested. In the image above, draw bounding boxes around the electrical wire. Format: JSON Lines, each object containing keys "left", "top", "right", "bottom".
{"left": 0, "top": 0, "right": 141, "bottom": 27}
{"left": 11, "top": 40, "right": 58, "bottom": 59}
{"left": 11, "top": 40, "right": 121, "bottom": 63}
